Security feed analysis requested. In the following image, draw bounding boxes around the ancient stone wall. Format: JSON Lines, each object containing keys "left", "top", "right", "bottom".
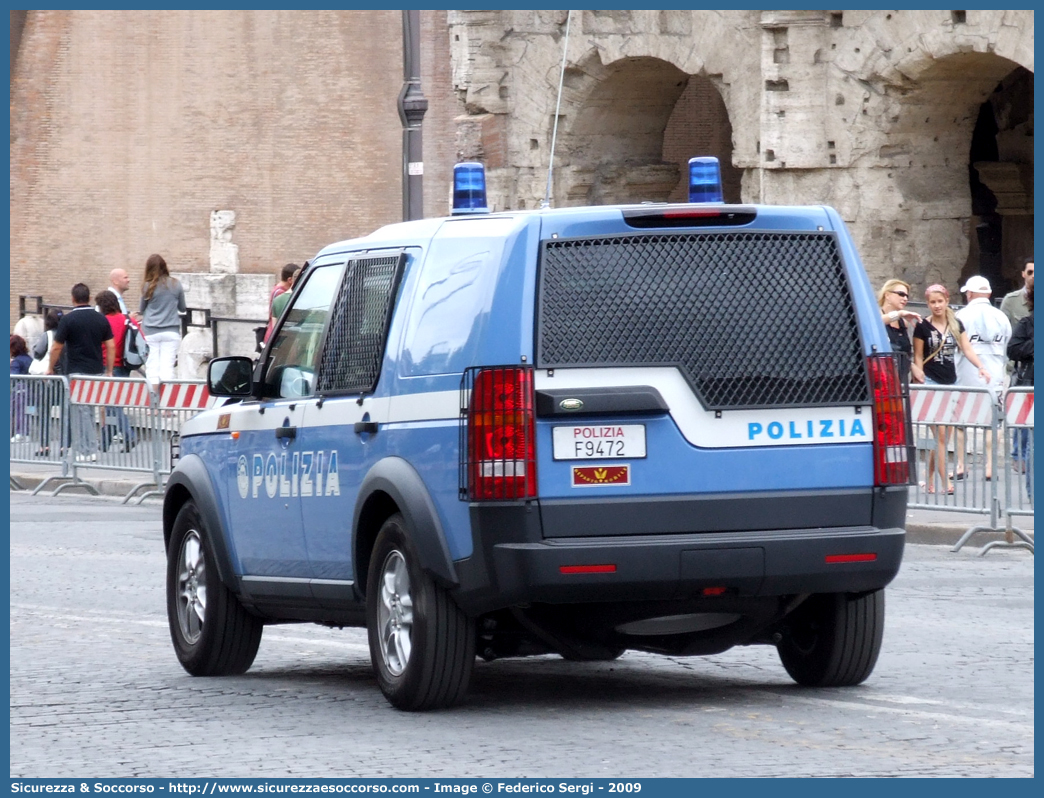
{"left": 448, "top": 9, "right": 1034, "bottom": 294}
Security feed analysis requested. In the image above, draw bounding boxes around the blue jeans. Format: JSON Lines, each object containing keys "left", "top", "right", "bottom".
{"left": 1025, "top": 434, "right": 1034, "bottom": 501}
{"left": 101, "top": 407, "right": 136, "bottom": 450}
{"left": 1012, "top": 427, "right": 1030, "bottom": 463}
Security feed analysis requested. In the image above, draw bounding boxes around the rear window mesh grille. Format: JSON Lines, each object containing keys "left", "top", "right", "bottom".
{"left": 538, "top": 232, "right": 869, "bottom": 410}
{"left": 317, "top": 253, "right": 404, "bottom": 395}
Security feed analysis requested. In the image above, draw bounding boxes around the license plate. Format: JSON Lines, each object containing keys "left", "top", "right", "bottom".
{"left": 552, "top": 424, "right": 646, "bottom": 460}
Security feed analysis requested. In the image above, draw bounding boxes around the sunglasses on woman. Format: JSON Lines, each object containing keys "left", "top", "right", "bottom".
{"left": 890, "top": 290, "right": 909, "bottom": 299}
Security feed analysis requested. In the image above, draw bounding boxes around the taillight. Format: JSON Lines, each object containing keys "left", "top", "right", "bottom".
{"left": 461, "top": 366, "right": 537, "bottom": 501}
{"left": 867, "top": 354, "right": 914, "bottom": 486}
{"left": 622, "top": 205, "right": 757, "bottom": 229}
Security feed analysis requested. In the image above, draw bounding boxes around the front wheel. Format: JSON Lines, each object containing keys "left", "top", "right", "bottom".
{"left": 166, "top": 500, "right": 263, "bottom": 675}
{"left": 777, "top": 590, "right": 884, "bottom": 687}
{"left": 366, "top": 514, "right": 475, "bottom": 710}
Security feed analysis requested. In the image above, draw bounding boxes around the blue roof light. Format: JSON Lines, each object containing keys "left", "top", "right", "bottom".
{"left": 688, "top": 156, "right": 723, "bottom": 203}
{"left": 452, "top": 162, "right": 489, "bottom": 215}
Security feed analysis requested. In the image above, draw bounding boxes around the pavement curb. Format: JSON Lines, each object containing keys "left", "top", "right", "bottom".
{"left": 14, "top": 468, "right": 1028, "bottom": 547}
{"left": 902, "top": 521, "right": 1007, "bottom": 548}
{"left": 10, "top": 470, "right": 163, "bottom": 502}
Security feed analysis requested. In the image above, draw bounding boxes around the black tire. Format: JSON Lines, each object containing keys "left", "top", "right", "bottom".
{"left": 777, "top": 590, "right": 885, "bottom": 687}
{"left": 166, "top": 500, "right": 263, "bottom": 676}
{"left": 366, "top": 514, "right": 475, "bottom": 711}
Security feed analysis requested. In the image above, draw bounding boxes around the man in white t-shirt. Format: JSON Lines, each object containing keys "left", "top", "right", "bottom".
{"left": 954, "top": 275, "right": 1011, "bottom": 480}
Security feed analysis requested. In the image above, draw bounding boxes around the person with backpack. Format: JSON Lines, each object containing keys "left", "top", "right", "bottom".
{"left": 96, "top": 290, "right": 146, "bottom": 377}
{"left": 96, "top": 291, "right": 138, "bottom": 451}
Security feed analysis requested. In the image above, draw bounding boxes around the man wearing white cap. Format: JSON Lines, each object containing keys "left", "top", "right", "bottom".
{"left": 953, "top": 275, "right": 1011, "bottom": 481}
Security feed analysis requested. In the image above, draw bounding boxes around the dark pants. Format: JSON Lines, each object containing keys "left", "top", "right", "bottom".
{"left": 33, "top": 380, "right": 68, "bottom": 453}
{"left": 11, "top": 384, "right": 28, "bottom": 436}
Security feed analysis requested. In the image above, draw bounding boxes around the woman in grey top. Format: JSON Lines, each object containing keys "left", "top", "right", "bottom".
{"left": 135, "top": 253, "right": 186, "bottom": 390}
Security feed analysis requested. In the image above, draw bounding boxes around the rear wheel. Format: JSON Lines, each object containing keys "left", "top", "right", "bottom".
{"left": 366, "top": 514, "right": 475, "bottom": 710}
{"left": 166, "top": 501, "right": 263, "bottom": 675}
{"left": 777, "top": 590, "right": 884, "bottom": 687}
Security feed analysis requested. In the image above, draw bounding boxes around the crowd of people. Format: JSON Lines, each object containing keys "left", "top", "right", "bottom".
{"left": 9, "top": 254, "right": 185, "bottom": 458}
{"left": 879, "top": 256, "right": 1034, "bottom": 495}
{"left": 12, "top": 254, "right": 306, "bottom": 457}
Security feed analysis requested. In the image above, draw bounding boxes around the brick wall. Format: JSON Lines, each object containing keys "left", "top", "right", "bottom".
{"left": 9, "top": 10, "right": 411, "bottom": 328}
{"left": 662, "top": 78, "right": 743, "bottom": 204}
{"left": 420, "top": 10, "right": 464, "bottom": 219}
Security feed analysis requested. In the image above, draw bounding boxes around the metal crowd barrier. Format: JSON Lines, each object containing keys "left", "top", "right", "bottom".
{"left": 994, "top": 387, "right": 1035, "bottom": 555}
{"left": 10, "top": 375, "right": 71, "bottom": 483}
{"left": 10, "top": 376, "right": 1034, "bottom": 552}
{"left": 909, "top": 384, "right": 1034, "bottom": 555}
{"left": 10, "top": 374, "right": 214, "bottom": 504}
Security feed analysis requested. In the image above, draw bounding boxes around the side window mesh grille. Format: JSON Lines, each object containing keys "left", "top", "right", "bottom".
{"left": 317, "top": 253, "right": 404, "bottom": 394}
{"left": 538, "top": 232, "right": 869, "bottom": 410}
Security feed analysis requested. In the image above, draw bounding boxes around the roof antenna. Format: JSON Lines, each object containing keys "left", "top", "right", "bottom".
{"left": 540, "top": 10, "right": 572, "bottom": 210}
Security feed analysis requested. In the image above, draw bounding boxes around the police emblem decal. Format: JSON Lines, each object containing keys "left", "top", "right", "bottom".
{"left": 217, "top": 413, "right": 231, "bottom": 430}
{"left": 572, "top": 465, "right": 630, "bottom": 487}
{"left": 236, "top": 455, "right": 250, "bottom": 499}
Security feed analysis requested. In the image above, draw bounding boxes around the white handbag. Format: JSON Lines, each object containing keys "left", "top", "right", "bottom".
{"left": 27, "top": 331, "right": 53, "bottom": 375}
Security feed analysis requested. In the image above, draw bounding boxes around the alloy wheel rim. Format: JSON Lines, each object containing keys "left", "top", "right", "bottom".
{"left": 376, "top": 550, "right": 413, "bottom": 676}
{"left": 177, "top": 530, "right": 207, "bottom": 644}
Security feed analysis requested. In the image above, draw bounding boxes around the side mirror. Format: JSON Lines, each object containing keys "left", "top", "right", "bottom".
{"left": 208, "top": 356, "right": 254, "bottom": 397}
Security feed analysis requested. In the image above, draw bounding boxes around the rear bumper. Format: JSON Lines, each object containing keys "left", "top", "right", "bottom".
{"left": 451, "top": 488, "right": 907, "bottom": 615}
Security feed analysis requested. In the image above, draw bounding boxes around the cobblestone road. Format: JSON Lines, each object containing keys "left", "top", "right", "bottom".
{"left": 9, "top": 493, "right": 1034, "bottom": 778}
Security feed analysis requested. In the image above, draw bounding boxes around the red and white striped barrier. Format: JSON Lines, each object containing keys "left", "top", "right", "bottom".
{"left": 909, "top": 386, "right": 995, "bottom": 425}
{"left": 158, "top": 381, "right": 213, "bottom": 411}
{"left": 69, "top": 377, "right": 152, "bottom": 407}
{"left": 1004, "top": 390, "right": 1034, "bottom": 427}
{"left": 68, "top": 377, "right": 213, "bottom": 411}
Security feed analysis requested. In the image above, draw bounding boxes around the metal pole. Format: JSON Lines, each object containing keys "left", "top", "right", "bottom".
{"left": 541, "top": 10, "right": 572, "bottom": 210}
{"left": 398, "top": 10, "right": 428, "bottom": 221}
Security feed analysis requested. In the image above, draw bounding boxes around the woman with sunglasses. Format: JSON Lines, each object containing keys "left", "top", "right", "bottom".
{"left": 878, "top": 279, "right": 921, "bottom": 381}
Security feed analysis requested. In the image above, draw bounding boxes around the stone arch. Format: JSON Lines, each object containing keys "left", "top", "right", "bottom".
{"left": 872, "top": 51, "right": 1032, "bottom": 293}
{"left": 553, "top": 54, "right": 738, "bottom": 206}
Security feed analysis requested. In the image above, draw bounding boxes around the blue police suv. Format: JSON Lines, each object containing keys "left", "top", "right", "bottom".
{"left": 163, "top": 160, "right": 912, "bottom": 710}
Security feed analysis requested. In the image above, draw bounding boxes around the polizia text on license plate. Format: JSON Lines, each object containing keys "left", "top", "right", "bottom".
{"left": 551, "top": 424, "right": 647, "bottom": 460}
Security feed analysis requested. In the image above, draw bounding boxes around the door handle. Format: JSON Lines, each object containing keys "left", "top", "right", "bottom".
{"left": 354, "top": 421, "right": 378, "bottom": 435}
{"left": 275, "top": 426, "right": 297, "bottom": 440}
